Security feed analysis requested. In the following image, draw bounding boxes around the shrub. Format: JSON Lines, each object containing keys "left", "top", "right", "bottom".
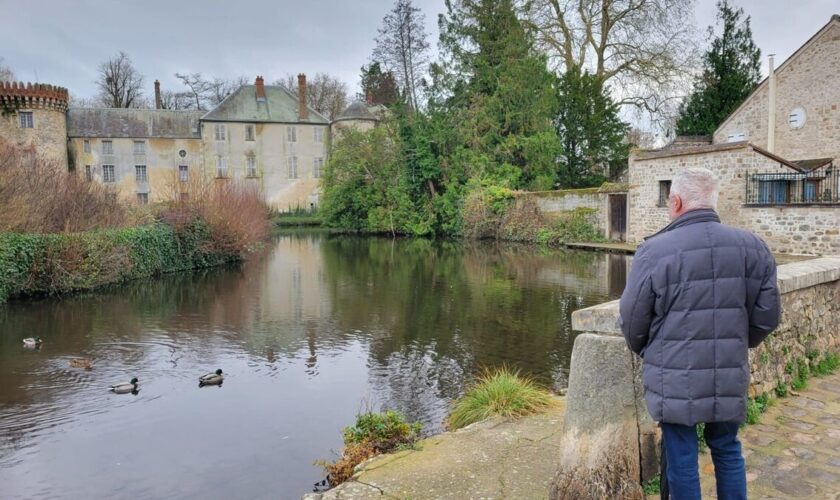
{"left": 446, "top": 367, "right": 556, "bottom": 430}
{"left": 745, "top": 393, "right": 771, "bottom": 425}
{"left": 318, "top": 410, "right": 421, "bottom": 487}
{"left": 643, "top": 474, "right": 661, "bottom": 495}
{"left": 812, "top": 353, "right": 840, "bottom": 377}
{"left": 0, "top": 139, "right": 143, "bottom": 233}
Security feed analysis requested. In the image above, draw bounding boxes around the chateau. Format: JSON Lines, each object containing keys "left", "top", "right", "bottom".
{"left": 0, "top": 75, "right": 380, "bottom": 210}
{"left": 629, "top": 14, "right": 840, "bottom": 255}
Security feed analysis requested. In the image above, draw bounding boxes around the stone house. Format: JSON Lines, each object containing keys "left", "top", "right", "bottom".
{"left": 629, "top": 14, "right": 840, "bottom": 255}
{"left": 1, "top": 74, "right": 378, "bottom": 210}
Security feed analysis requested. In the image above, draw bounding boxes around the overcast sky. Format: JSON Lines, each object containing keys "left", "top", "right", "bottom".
{"left": 1, "top": 0, "right": 837, "bottom": 102}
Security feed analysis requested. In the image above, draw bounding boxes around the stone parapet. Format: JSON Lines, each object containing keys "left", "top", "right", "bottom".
{"left": 0, "top": 81, "right": 69, "bottom": 111}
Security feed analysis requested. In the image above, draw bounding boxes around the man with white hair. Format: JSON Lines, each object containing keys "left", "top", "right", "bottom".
{"left": 619, "top": 168, "right": 780, "bottom": 499}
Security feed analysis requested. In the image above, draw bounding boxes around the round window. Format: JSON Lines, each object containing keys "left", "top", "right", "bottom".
{"left": 179, "top": 149, "right": 187, "bottom": 158}
{"left": 789, "top": 107, "right": 806, "bottom": 129}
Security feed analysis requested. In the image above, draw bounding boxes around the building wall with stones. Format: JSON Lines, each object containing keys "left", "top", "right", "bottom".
{"left": 628, "top": 144, "right": 801, "bottom": 243}
{"left": 0, "top": 82, "right": 68, "bottom": 169}
{"left": 714, "top": 17, "right": 840, "bottom": 163}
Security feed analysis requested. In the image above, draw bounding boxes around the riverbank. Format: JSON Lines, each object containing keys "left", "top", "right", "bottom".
{"left": 0, "top": 222, "right": 238, "bottom": 303}
{"left": 305, "top": 397, "right": 567, "bottom": 500}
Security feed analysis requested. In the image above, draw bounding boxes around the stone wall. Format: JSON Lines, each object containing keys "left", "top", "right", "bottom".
{"left": 714, "top": 18, "right": 840, "bottom": 163}
{"left": 748, "top": 257, "right": 840, "bottom": 397}
{"left": 0, "top": 109, "right": 68, "bottom": 169}
{"left": 741, "top": 206, "right": 840, "bottom": 256}
{"left": 515, "top": 188, "right": 626, "bottom": 240}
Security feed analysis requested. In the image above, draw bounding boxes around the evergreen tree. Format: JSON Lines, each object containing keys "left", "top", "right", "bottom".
{"left": 676, "top": 0, "right": 761, "bottom": 136}
{"left": 555, "top": 67, "right": 629, "bottom": 188}
{"left": 434, "top": 0, "right": 560, "bottom": 190}
{"left": 359, "top": 62, "right": 400, "bottom": 106}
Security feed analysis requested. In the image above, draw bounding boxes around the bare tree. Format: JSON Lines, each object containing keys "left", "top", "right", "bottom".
{"left": 95, "top": 51, "right": 146, "bottom": 108}
{"left": 275, "top": 72, "right": 349, "bottom": 120}
{"left": 68, "top": 93, "right": 99, "bottom": 108}
{"left": 159, "top": 90, "right": 195, "bottom": 110}
{"left": 174, "top": 73, "right": 248, "bottom": 110}
{"left": 524, "top": 0, "right": 697, "bottom": 122}
{"left": 372, "top": 0, "right": 430, "bottom": 110}
{"left": 0, "top": 57, "right": 14, "bottom": 82}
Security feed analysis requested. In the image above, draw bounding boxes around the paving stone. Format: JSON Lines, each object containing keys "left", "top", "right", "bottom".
{"left": 818, "top": 381, "right": 840, "bottom": 393}
{"left": 782, "top": 447, "right": 816, "bottom": 460}
{"left": 782, "top": 407, "right": 808, "bottom": 418}
{"left": 804, "top": 466, "right": 840, "bottom": 484}
{"left": 789, "top": 432, "right": 820, "bottom": 445}
{"left": 789, "top": 397, "right": 826, "bottom": 410}
{"left": 783, "top": 419, "right": 816, "bottom": 431}
{"left": 773, "top": 473, "right": 816, "bottom": 496}
{"left": 827, "top": 457, "right": 840, "bottom": 468}
{"left": 819, "top": 416, "right": 840, "bottom": 426}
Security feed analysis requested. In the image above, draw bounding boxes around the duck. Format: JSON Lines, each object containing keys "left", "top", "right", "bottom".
{"left": 109, "top": 377, "right": 139, "bottom": 394}
{"left": 69, "top": 358, "right": 93, "bottom": 370}
{"left": 22, "top": 337, "right": 43, "bottom": 348}
{"left": 199, "top": 369, "right": 224, "bottom": 386}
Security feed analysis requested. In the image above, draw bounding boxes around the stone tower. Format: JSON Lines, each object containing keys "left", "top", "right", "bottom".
{"left": 0, "top": 81, "right": 69, "bottom": 169}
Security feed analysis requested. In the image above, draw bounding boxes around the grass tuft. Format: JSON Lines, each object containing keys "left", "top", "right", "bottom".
{"left": 446, "top": 367, "right": 556, "bottom": 430}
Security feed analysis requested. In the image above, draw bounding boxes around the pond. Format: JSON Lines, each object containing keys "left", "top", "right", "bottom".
{"left": 0, "top": 231, "right": 628, "bottom": 499}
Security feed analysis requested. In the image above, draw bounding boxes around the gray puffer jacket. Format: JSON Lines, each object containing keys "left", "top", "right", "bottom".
{"left": 619, "top": 209, "right": 780, "bottom": 426}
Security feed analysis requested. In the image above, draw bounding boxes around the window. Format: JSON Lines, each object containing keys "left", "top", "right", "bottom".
{"left": 85, "top": 165, "right": 93, "bottom": 182}
{"left": 245, "top": 124, "right": 255, "bottom": 141}
{"left": 135, "top": 165, "right": 147, "bottom": 183}
{"left": 658, "top": 180, "right": 672, "bottom": 207}
{"left": 18, "top": 111, "right": 33, "bottom": 128}
{"left": 137, "top": 193, "right": 149, "bottom": 205}
{"left": 314, "top": 157, "right": 324, "bottom": 178}
{"left": 758, "top": 181, "right": 789, "bottom": 204}
{"left": 133, "top": 141, "right": 146, "bottom": 154}
{"left": 287, "top": 126, "right": 297, "bottom": 142}
{"left": 314, "top": 127, "right": 324, "bottom": 143}
{"left": 214, "top": 124, "right": 226, "bottom": 141}
{"left": 216, "top": 156, "right": 228, "bottom": 178}
{"left": 83, "top": 140, "right": 91, "bottom": 153}
{"left": 102, "top": 140, "right": 113, "bottom": 155}
{"left": 288, "top": 156, "right": 298, "bottom": 179}
{"left": 179, "top": 165, "right": 189, "bottom": 183}
{"left": 803, "top": 180, "right": 820, "bottom": 202}
{"left": 102, "top": 165, "right": 116, "bottom": 183}
{"left": 246, "top": 156, "right": 257, "bottom": 177}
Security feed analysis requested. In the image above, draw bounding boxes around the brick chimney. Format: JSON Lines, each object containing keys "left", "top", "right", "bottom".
{"left": 255, "top": 75, "right": 266, "bottom": 101}
{"left": 297, "top": 73, "right": 308, "bottom": 120}
{"left": 154, "top": 80, "right": 161, "bottom": 109}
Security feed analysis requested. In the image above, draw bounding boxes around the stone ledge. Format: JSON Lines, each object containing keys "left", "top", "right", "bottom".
{"left": 572, "top": 257, "right": 840, "bottom": 334}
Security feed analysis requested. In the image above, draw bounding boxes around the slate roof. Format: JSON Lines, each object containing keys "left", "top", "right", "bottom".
{"left": 67, "top": 108, "right": 202, "bottom": 138}
{"left": 793, "top": 158, "right": 834, "bottom": 172}
{"left": 200, "top": 85, "right": 329, "bottom": 124}
{"left": 334, "top": 101, "right": 379, "bottom": 122}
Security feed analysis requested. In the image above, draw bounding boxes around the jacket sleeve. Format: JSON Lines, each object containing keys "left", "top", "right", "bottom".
{"left": 620, "top": 245, "right": 656, "bottom": 356}
{"left": 748, "top": 243, "right": 781, "bottom": 348}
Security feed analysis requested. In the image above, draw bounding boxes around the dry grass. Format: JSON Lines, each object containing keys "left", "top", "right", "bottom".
{"left": 0, "top": 139, "right": 143, "bottom": 233}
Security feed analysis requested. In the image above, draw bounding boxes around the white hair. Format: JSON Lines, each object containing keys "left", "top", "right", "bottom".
{"left": 671, "top": 168, "right": 719, "bottom": 210}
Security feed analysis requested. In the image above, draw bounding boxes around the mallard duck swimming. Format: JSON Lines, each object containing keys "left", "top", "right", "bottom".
{"left": 110, "top": 377, "right": 139, "bottom": 394}
{"left": 69, "top": 358, "right": 93, "bottom": 370}
{"left": 22, "top": 337, "right": 43, "bottom": 348}
{"left": 199, "top": 369, "right": 224, "bottom": 386}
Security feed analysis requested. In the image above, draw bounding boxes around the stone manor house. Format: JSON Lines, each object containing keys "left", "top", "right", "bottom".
{"left": 629, "top": 14, "right": 840, "bottom": 255}
{"left": 0, "top": 74, "right": 380, "bottom": 210}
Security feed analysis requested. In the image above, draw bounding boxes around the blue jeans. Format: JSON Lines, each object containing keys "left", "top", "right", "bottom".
{"left": 660, "top": 422, "right": 747, "bottom": 500}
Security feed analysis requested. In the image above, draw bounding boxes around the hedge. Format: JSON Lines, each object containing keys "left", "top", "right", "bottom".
{"left": 0, "top": 221, "right": 235, "bottom": 303}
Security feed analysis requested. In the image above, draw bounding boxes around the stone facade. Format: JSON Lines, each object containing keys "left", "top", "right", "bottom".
{"left": 714, "top": 17, "right": 840, "bottom": 163}
{"left": 0, "top": 82, "right": 68, "bottom": 169}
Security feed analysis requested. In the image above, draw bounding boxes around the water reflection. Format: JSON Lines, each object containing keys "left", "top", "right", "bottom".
{"left": 0, "top": 232, "right": 627, "bottom": 499}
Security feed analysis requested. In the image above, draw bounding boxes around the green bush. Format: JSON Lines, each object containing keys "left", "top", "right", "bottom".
{"left": 319, "top": 410, "right": 422, "bottom": 487}
{"left": 813, "top": 353, "right": 840, "bottom": 377}
{"left": 0, "top": 222, "right": 236, "bottom": 303}
{"left": 446, "top": 367, "right": 556, "bottom": 430}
